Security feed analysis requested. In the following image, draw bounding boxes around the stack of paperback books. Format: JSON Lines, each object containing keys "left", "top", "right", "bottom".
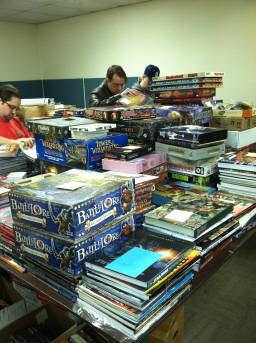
{"left": 217, "top": 149, "right": 256, "bottom": 197}
{"left": 155, "top": 125, "right": 228, "bottom": 187}
{"left": 9, "top": 170, "right": 136, "bottom": 302}
{"left": 151, "top": 71, "right": 224, "bottom": 106}
{"left": 77, "top": 228, "right": 198, "bottom": 340}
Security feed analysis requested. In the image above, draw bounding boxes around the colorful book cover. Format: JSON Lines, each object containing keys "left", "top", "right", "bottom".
{"left": 153, "top": 181, "right": 216, "bottom": 206}
{"left": 209, "top": 191, "right": 256, "bottom": 218}
{"left": 144, "top": 196, "right": 233, "bottom": 238}
{"left": 85, "top": 229, "right": 193, "bottom": 289}
{"left": 116, "top": 93, "right": 147, "bottom": 106}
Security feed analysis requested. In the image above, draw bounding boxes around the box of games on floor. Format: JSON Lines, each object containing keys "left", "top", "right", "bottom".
{"left": 155, "top": 125, "right": 227, "bottom": 187}
{"left": 26, "top": 117, "right": 129, "bottom": 170}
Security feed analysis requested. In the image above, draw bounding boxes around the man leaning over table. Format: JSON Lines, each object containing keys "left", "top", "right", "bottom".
{"left": 0, "top": 84, "right": 34, "bottom": 148}
{"left": 89, "top": 65, "right": 139, "bottom": 107}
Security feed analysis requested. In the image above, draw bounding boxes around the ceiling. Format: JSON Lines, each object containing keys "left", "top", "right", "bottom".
{"left": 0, "top": 0, "right": 151, "bottom": 25}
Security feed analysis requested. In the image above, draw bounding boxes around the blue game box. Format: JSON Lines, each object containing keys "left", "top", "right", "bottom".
{"left": 34, "top": 133, "right": 128, "bottom": 170}
{"left": 9, "top": 170, "right": 136, "bottom": 241}
{"left": 14, "top": 215, "right": 135, "bottom": 277}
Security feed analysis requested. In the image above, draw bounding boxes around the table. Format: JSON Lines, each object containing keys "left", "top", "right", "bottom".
{"left": 0, "top": 227, "right": 255, "bottom": 343}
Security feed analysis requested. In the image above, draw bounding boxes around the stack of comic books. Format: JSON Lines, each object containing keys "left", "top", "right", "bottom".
{"left": 151, "top": 72, "right": 224, "bottom": 106}
{"left": 217, "top": 149, "right": 256, "bottom": 197}
{"left": 155, "top": 125, "right": 228, "bottom": 187}
{"left": 8, "top": 170, "right": 137, "bottom": 301}
{"left": 77, "top": 228, "right": 198, "bottom": 340}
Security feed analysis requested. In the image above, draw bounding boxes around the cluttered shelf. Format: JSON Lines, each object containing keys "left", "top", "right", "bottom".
{"left": 1, "top": 226, "right": 255, "bottom": 343}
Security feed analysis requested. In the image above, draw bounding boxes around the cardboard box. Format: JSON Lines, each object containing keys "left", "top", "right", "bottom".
{"left": 210, "top": 116, "right": 256, "bottom": 131}
{"left": 149, "top": 305, "right": 184, "bottom": 343}
{"left": 0, "top": 304, "right": 77, "bottom": 343}
{"left": 16, "top": 106, "right": 46, "bottom": 124}
{"left": 0, "top": 276, "right": 26, "bottom": 330}
{"left": 212, "top": 108, "right": 256, "bottom": 118}
{"left": 226, "top": 126, "right": 256, "bottom": 149}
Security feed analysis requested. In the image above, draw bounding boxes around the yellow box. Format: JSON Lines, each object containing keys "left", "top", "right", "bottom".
{"left": 16, "top": 105, "right": 46, "bottom": 123}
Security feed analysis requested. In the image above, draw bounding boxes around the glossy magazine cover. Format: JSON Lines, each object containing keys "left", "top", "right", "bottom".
{"left": 9, "top": 170, "right": 136, "bottom": 240}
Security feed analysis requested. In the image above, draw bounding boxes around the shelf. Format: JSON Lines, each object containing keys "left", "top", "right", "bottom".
{"left": 0, "top": 227, "right": 255, "bottom": 342}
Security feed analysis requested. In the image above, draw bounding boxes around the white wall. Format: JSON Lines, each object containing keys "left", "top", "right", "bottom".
{"left": 0, "top": 22, "right": 41, "bottom": 82}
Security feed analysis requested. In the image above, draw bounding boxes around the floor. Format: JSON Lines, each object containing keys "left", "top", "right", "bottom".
{"left": 183, "top": 232, "right": 256, "bottom": 343}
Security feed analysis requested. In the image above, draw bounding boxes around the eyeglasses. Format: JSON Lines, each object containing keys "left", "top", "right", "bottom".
{"left": 3, "top": 101, "right": 20, "bottom": 112}
{"left": 110, "top": 82, "right": 125, "bottom": 89}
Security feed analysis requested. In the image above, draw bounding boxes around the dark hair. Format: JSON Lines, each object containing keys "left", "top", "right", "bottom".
{"left": 0, "top": 84, "right": 22, "bottom": 102}
{"left": 106, "top": 65, "right": 128, "bottom": 83}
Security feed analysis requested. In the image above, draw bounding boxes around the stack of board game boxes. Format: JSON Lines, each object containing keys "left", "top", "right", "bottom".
{"left": 155, "top": 125, "right": 228, "bottom": 188}
{"left": 26, "top": 117, "right": 128, "bottom": 171}
{"left": 151, "top": 71, "right": 224, "bottom": 106}
{"left": 8, "top": 169, "right": 137, "bottom": 301}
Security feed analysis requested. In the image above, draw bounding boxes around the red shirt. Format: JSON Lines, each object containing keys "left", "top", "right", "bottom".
{"left": 0, "top": 117, "right": 33, "bottom": 140}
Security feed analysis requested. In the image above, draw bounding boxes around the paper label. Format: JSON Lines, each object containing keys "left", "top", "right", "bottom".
{"left": 120, "top": 98, "right": 131, "bottom": 105}
{"left": 56, "top": 181, "right": 85, "bottom": 190}
{"left": 165, "top": 209, "right": 193, "bottom": 222}
{"left": 246, "top": 153, "right": 256, "bottom": 157}
{"left": 0, "top": 188, "right": 10, "bottom": 195}
{"left": 36, "top": 309, "right": 48, "bottom": 325}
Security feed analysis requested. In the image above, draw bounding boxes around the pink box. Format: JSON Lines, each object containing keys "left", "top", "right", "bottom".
{"left": 102, "top": 152, "right": 167, "bottom": 173}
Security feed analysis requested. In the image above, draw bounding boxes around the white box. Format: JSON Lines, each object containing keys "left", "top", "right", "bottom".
{"left": 0, "top": 276, "right": 26, "bottom": 329}
{"left": 226, "top": 126, "right": 256, "bottom": 149}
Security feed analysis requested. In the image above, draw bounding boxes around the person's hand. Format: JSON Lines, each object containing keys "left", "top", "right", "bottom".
{"left": 121, "top": 88, "right": 140, "bottom": 97}
{"left": 17, "top": 137, "right": 35, "bottom": 148}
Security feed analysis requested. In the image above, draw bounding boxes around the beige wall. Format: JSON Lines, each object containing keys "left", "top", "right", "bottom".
{"left": 0, "top": 22, "right": 41, "bottom": 81}
{"left": 1, "top": 0, "right": 256, "bottom": 104}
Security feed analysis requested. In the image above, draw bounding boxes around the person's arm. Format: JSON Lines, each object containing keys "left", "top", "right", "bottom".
{"left": 89, "top": 88, "right": 140, "bottom": 107}
{"left": 0, "top": 136, "right": 34, "bottom": 148}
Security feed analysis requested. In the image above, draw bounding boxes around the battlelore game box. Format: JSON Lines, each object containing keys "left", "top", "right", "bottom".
{"left": 9, "top": 169, "right": 136, "bottom": 241}
{"left": 27, "top": 117, "right": 96, "bottom": 139}
{"left": 13, "top": 215, "right": 135, "bottom": 277}
{"left": 110, "top": 116, "right": 182, "bottom": 143}
{"left": 34, "top": 133, "right": 128, "bottom": 170}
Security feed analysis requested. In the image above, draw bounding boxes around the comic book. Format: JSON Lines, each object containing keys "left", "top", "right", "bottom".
{"left": 0, "top": 144, "right": 19, "bottom": 157}
{"left": 144, "top": 196, "right": 233, "bottom": 238}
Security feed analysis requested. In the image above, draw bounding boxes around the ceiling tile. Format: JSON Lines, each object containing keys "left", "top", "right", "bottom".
{"left": 53, "top": 0, "right": 117, "bottom": 11}
{"left": 96, "top": 0, "right": 150, "bottom": 5}
{"left": 0, "top": 0, "right": 43, "bottom": 11}
{"left": 7, "top": 11, "right": 66, "bottom": 22}
{"left": 30, "top": 4, "right": 86, "bottom": 16}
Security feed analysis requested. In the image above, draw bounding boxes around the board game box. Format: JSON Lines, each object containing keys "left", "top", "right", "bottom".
{"left": 156, "top": 141, "right": 225, "bottom": 160}
{"left": 156, "top": 106, "right": 212, "bottom": 125}
{"left": 151, "top": 77, "right": 223, "bottom": 87}
{"left": 152, "top": 72, "right": 225, "bottom": 82}
{"left": 151, "top": 83, "right": 223, "bottom": 91}
{"left": 40, "top": 160, "right": 72, "bottom": 175}
{"left": 34, "top": 133, "right": 128, "bottom": 170}
{"left": 169, "top": 159, "right": 218, "bottom": 177}
{"left": 116, "top": 92, "right": 147, "bottom": 106}
{"left": 9, "top": 169, "right": 136, "bottom": 241}
{"left": 0, "top": 144, "right": 19, "bottom": 158}
{"left": 168, "top": 170, "right": 219, "bottom": 186}
{"left": 166, "top": 155, "right": 219, "bottom": 168}
{"left": 153, "top": 96, "right": 213, "bottom": 104}
{"left": 102, "top": 152, "right": 167, "bottom": 174}
{"left": 13, "top": 215, "right": 135, "bottom": 277}
{"left": 84, "top": 106, "right": 157, "bottom": 123}
{"left": 27, "top": 117, "right": 96, "bottom": 139}
{"left": 154, "top": 89, "right": 216, "bottom": 99}
{"left": 103, "top": 144, "right": 153, "bottom": 161}
{"left": 157, "top": 125, "right": 228, "bottom": 145}
{"left": 110, "top": 116, "right": 182, "bottom": 143}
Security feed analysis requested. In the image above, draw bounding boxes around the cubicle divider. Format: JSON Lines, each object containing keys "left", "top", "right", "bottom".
{"left": 0, "top": 76, "right": 139, "bottom": 108}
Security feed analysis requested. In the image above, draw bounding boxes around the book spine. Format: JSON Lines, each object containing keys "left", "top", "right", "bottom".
{"left": 194, "top": 204, "right": 233, "bottom": 238}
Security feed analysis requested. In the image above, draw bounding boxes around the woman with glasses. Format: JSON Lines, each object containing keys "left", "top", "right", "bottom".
{"left": 0, "top": 84, "right": 34, "bottom": 147}
{"left": 89, "top": 65, "right": 139, "bottom": 107}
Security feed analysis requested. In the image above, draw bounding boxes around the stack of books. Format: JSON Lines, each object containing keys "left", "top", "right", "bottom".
{"left": 78, "top": 228, "right": 197, "bottom": 340}
{"left": 151, "top": 71, "right": 224, "bottom": 106}
{"left": 9, "top": 170, "right": 136, "bottom": 301}
{"left": 143, "top": 194, "right": 240, "bottom": 271}
{"left": 155, "top": 125, "right": 227, "bottom": 187}
{"left": 217, "top": 149, "right": 256, "bottom": 197}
